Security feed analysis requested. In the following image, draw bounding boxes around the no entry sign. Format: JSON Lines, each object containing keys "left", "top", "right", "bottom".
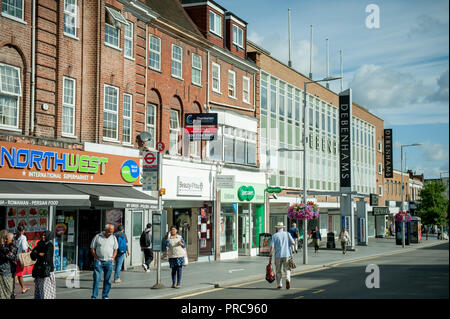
{"left": 143, "top": 151, "right": 158, "bottom": 171}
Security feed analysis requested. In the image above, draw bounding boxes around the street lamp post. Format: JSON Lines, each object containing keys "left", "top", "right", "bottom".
{"left": 277, "top": 75, "right": 341, "bottom": 265}
{"left": 400, "top": 143, "right": 422, "bottom": 248}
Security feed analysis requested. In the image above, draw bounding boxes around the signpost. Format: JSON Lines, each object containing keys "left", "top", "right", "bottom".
{"left": 142, "top": 151, "right": 158, "bottom": 192}
{"left": 373, "top": 206, "right": 390, "bottom": 216}
{"left": 370, "top": 194, "right": 379, "bottom": 206}
{"left": 216, "top": 175, "right": 235, "bottom": 189}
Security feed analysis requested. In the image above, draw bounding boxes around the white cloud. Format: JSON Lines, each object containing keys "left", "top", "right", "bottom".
{"left": 427, "top": 69, "right": 449, "bottom": 102}
{"left": 421, "top": 141, "right": 449, "bottom": 162}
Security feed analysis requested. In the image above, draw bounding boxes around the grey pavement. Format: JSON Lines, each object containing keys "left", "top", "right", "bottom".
{"left": 14, "top": 235, "right": 446, "bottom": 299}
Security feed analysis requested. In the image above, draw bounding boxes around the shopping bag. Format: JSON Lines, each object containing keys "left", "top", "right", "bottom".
{"left": 19, "top": 252, "right": 36, "bottom": 267}
{"left": 183, "top": 248, "right": 189, "bottom": 266}
{"left": 265, "top": 262, "right": 275, "bottom": 283}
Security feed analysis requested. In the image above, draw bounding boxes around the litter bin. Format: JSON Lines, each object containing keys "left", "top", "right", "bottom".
{"left": 258, "top": 233, "right": 272, "bottom": 256}
{"left": 326, "top": 232, "right": 335, "bottom": 248}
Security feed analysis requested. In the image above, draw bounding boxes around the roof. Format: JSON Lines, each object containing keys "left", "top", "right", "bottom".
{"left": 180, "top": 0, "right": 227, "bottom": 13}
{"left": 143, "top": 0, "right": 202, "bottom": 37}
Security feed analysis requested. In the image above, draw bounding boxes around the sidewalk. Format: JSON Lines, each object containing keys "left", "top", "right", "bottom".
{"left": 15, "top": 236, "right": 446, "bottom": 299}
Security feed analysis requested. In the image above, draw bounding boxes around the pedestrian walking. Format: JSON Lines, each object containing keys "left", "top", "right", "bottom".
{"left": 0, "top": 231, "right": 18, "bottom": 299}
{"left": 140, "top": 223, "right": 153, "bottom": 272}
{"left": 269, "top": 222, "right": 295, "bottom": 289}
{"left": 338, "top": 229, "right": 350, "bottom": 254}
{"left": 90, "top": 224, "right": 118, "bottom": 299}
{"left": 113, "top": 225, "right": 129, "bottom": 283}
{"left": 312, "top": 226, "right": 322, "bottom": 253}
{"left": 166, "top": 226, "right": 186, "bottom": 289}
{"left": 30, "top": 230, "right": 56, "bottom": 299}
{"left": 289, "top": 223, "right": 299, "bottom": 254}
{"left": 15, "top": 225, "right": 30, "bottom": 294}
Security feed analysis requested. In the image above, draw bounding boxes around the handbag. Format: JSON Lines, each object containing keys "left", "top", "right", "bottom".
{"left": 19, "top": 252, "right": 36, "bottom": 267}
{"left": 265, "top": 258, "right": 275, "bottom": 283}
{"left": 286, "top": 232, "right": 297, "bottom": 269}
{"left": 183, "top": 248, "right": 189, "bottom": 266}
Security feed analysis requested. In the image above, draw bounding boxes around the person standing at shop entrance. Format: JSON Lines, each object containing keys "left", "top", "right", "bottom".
{"left": 140, "top": 224, "right": 153, "bottom": 272}
{"left": 90, "top": 224, "right": 118, "bottom": 299}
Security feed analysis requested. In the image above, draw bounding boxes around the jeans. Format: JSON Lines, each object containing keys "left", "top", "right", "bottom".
{"left": 91, "top": 260, "right": 113, "bottom": 299}
{"left": 143, "top": 249, "right": 153, "bottom": 268}
{"left": 114, "top": 252, "right": 126, "bottom": 281}
{"left": 78, "top": 247, "right": 90, "bottom": 270}
{"left": 171, "top": 266, "right": 182, "bottom": 286}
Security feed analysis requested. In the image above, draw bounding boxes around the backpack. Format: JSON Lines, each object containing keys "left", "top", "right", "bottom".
{"left": 140, "top": 230, "right": 151, "bottom": 248}
{"left": 117, "top": 233, "right": 127, "bottom": 253}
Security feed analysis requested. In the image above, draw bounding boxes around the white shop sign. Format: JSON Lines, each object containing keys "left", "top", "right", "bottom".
{"left": 177, "top": 176, "right": 204, "bottom": 197}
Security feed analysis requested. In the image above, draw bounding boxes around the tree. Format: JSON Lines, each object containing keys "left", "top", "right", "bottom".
{"left": 417, "top": 180, "right": 449, "bottom": 226}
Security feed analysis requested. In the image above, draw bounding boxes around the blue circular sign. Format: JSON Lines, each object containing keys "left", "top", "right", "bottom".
{"left": 121, "top": 160, "right": 140, "bottom": 183}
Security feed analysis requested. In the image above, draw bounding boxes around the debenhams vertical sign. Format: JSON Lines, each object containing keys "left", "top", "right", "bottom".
{"left": 339, "top": 89, "right": 352, "bottom": 192}
{"left": 384, "top": 129, "right": 393, "bottom": 178}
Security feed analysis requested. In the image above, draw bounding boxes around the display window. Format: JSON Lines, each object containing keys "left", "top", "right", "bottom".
{"left": 54, "top": 210, "right": 77, "bottom": 271}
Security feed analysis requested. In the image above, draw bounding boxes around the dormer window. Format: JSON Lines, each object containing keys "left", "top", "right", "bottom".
{"left": 232, "top": 25, "right": 243, "bottom": 48}
{"left": 209, "top": 10, "right": 222, "bottom": 37}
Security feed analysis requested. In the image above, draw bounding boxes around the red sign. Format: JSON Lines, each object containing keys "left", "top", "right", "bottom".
{"left": 157, "top": 142, "right": 165, "bottom": 152}
{"left": 142, "top": 151, "right": 158, "bottom": 171}
{"left": 144, "top": 152, "right": 156, "bottom": 165}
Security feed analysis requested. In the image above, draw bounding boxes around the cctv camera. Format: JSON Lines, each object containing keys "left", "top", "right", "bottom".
{"left": 272, "top": 194, "right": 278, "bottom": 200}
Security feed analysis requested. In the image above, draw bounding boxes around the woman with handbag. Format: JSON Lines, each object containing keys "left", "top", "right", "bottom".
{"left": 0, "top": 230, "right": 18, "bottom": 299}
{"left": 165, "top": 226, "right": 186, "bottom": 289}
{"left": 15, "top": 226, "right": 30, "bottom": 294}
{"left": 30, "top": 230, "right": 56, "bottom": 299}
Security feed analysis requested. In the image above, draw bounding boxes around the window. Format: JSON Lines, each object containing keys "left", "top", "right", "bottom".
{"left": 378, "top": 163, "right": 382, "bottom": 175}
{"left": 146, "top": 103, "right": 156, "bottom": 149}
{"left": 122, "top": 94, "right": 132, "bottom": 143}
{"left": 103, "top": 85, "right": 119, "bottom": 140}
{"left": 171, "top": 45, "right": 182, "bottom": 79}
{"left": 0, "top": 63, "right": 21, "bottom": 128}
{"left": 149, "top": 35, "right": 161, "bottom": 71}
{"left": 105, "top": 7, "right": 128, "bottom": 48}
{"left": 243, "top": 76, "right": 250, "bottom": 104}
{"left": 169, "top": 110, "right": 180, "bottom": 155}
{"left": 2, "top": 0, "right": 24, "bottom": 20}
{"left": 228, "top": 70, "right": 236, "bottom": 98}
{"left": 209, "top": 10, "right": 222, "bottom": 37}
{"left": 378, "top": 185, "right": 383, "bottom": 196}
{"left": 64, "top": 0, "right": 77, "bottom": 37}
{"left": 62, "top": 77, "right": 76, "bottom": 136}
{"left": 378, "top": 141, "right": 382, "bottom": 152}
{"left": 192, "top": 54, "right": 202, "bottom": 86}
{"left": 232, "top": 25, "right": 243, "bottom": 48}
{"left": 209, "top": 126, "right": 222, "bottom": 161}
{"left": 212, "top": 62, "right": 221, "bottom": 93}
{"left": 124, "top": 21, "right": 133, "bottom": 58}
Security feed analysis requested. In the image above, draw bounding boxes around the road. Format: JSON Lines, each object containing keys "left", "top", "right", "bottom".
{"left": 176, "top": 242, "right": 449, "bottom": 299}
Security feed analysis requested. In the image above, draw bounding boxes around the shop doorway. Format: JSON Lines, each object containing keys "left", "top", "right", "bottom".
{"left": 131, "top": 211, "right": 144, "bottom": 266}
{"left": 238, "top": 204, "right": 251, "bottom": 256}
{"left": 174, "top": 209, "right": 197, "bottom": 261}
{"left": 270, "top": 215, "right": 286, "bottom": 235}
{"left": 78, "top": 210, "right": 101, "bottom": 271}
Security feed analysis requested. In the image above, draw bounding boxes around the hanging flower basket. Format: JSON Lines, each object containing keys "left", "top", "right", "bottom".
{"left": 395, "top": 211, "right": 411, "bottom": 222}
{"left": 288, "top": 201, "right": 320, "bottom": 220}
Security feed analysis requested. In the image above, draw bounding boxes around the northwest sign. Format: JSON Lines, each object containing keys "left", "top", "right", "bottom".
{"left": 339, "top": 88, "right": 352, "bottom": 191}
{"left": 384, "top": 129, "right": 393, "bottom": 178}
{"left": 184, "top": 113, "right": 218, "bottom": 141}
{"left": 0, "top": 141, "right": 140, "bottom": 185}
{"left": 238, "top": 186, "right": 255, "bottom": 201}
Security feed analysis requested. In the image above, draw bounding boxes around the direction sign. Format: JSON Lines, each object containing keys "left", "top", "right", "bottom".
{"left": 216, "top": 175, "right": 235, "bottom": 189}
{"left": 142, "top": 171, "right": 158, "bottom": 191}
{"left": 266, "top": 187, "right": 282, "bottom": 194}
{"left": 157, "top": 142, "right": 165, "bottom": 153}
{"left": 143, "top": 151, "right": 158, "bottom": 172}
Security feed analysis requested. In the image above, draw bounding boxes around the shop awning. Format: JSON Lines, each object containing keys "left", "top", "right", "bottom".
{"left": 64, "top": 184, "right": 158, "bottom": 209}
{"left": 0, "top": 181, "right": 91, "bottom": 207}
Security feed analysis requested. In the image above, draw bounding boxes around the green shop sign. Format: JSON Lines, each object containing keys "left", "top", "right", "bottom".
{"left": 238, "top": 186, "right": 255, "bottom": 201}
{"left": 265, "top": 187, "right": 282, "bottom": 193}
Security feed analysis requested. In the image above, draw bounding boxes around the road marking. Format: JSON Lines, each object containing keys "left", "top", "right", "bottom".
{"left": 294, "top": 295, "right": 304, "bottom": 299}
{"left": 312, "top": 289, "right": 325, "bottom": 294}
{"left": 228, "top": 269, "right": 245, "bottom": 273}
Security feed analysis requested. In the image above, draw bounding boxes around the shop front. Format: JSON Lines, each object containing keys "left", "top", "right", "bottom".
{"left": 161, "top": 159, "right": 214, "bottom": 262}
{"left": 220, "top": 182, "right": 265, "bottom": 259}
{"left": 0, "top": 141, "right": 157, "bottom": 274}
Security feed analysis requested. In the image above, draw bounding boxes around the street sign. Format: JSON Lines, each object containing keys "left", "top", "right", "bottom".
{"left": 372, "top": 206, "right": 390, "bottom": 216}
{"left": 266, "top": 187, "right": 282, "bottom": 193}
{"left": 216, "top": 175, "right": 235, "bottom": 189}
{"left": 370, "top": 193, "right": 379, "bottom": 206}
{"left": 142, "top": 171, "right": 158, "bottom": 191}
{"left": 157, "top": 142, "right": 165, "bottom": 153}
{"left": 143, "top": 151, "right": 158, "bottom": 171}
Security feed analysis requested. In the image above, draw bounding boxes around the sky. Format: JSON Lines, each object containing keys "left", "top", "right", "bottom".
{"left": 220, "top": 0, "right": 449, "bottom": 179}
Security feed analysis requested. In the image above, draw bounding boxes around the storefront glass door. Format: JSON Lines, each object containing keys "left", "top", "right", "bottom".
{"left": 238, "top": 204, "right": 251, "bottom": 255}
{"left": 131, "top": 211, "right": 143, "bottom": 266}
{"left": 55, "top": 210, "right": 77, "bottom": 271}
{"left": 78, "top": 210, "right": 101, "bottom": 270}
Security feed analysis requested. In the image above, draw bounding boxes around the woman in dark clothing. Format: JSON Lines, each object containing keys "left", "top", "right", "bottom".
{"left": 0, "top": 231, "right": 18, "bottom": 299}
{"left": 30, "top": 230, "right": 56, "bottom": 299}
{"left": 311, "top": 226, "right": 322, "bottom": 253}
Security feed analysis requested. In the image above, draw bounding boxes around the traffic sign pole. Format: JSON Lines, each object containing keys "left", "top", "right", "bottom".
{"left": 152, "top": 149, "right": 165, "bottom": 289}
